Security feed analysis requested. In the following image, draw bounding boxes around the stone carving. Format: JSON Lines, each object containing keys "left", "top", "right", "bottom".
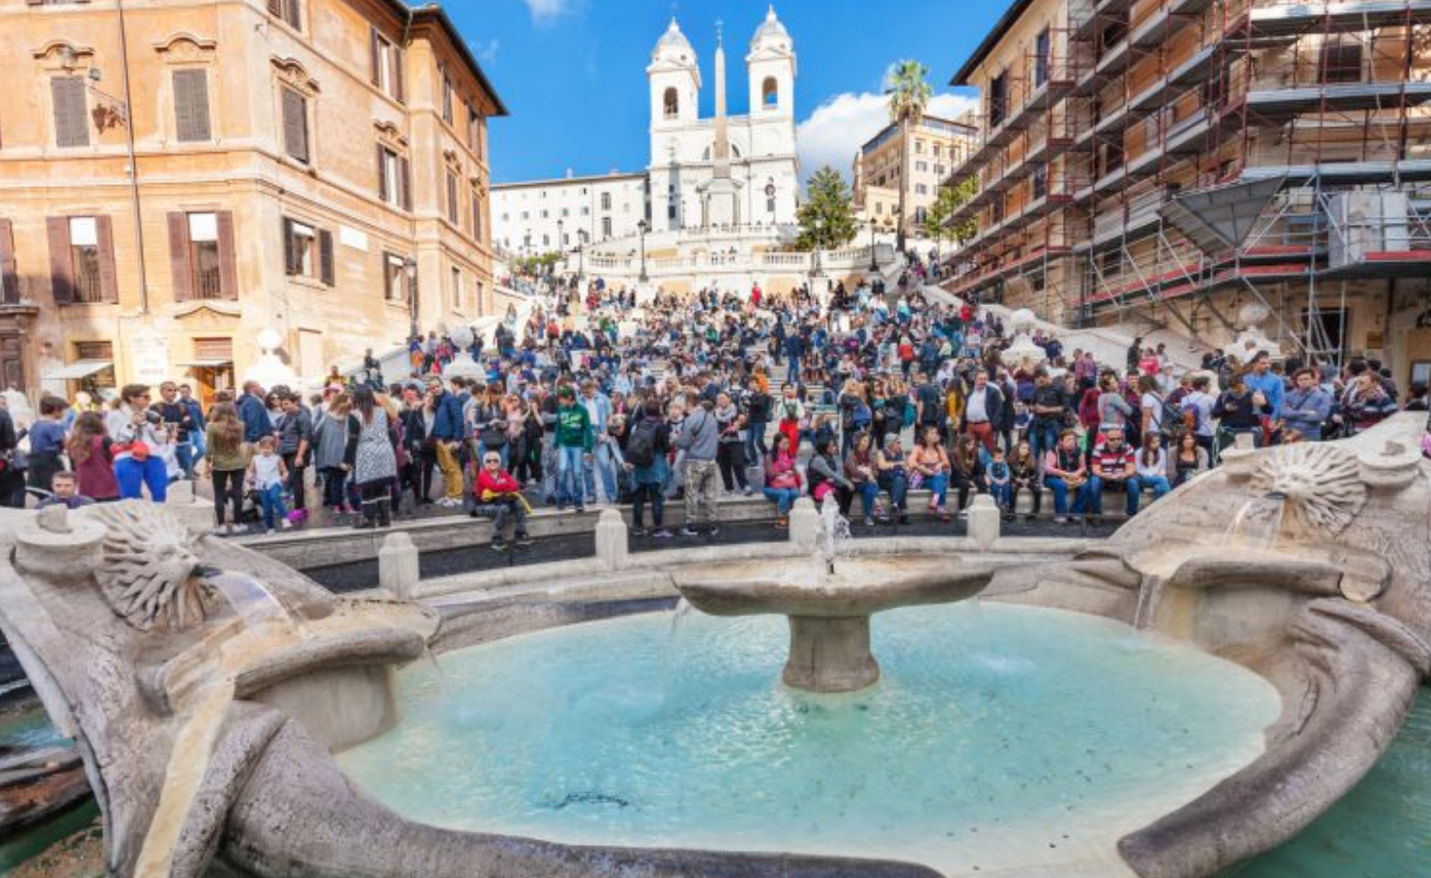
{"left": 1249, "top": 442, "right": 1366, "bottom": 537}
{"left": 999, "top": 307, "right": 1049, "bottom": 369}
{"left": 88, "top": 501, "right": 210, "bottom": 632}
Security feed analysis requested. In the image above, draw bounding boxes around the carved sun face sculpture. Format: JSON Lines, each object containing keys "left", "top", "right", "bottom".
{"left": 1250, "top": 443, "right": 1367, "bottom": 538}
{"left": 88, "top": 502, "right": 210, "bottom": 632}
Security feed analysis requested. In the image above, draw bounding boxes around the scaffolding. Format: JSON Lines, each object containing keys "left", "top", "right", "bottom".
{"left": 942, "top": 0, "right": 1431, "bottom": 354}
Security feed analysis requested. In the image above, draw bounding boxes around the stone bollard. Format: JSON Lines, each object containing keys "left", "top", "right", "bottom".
{"left": 788, "top": 497, "right": 819, "bottom": 553}
{"left": 378, "top": 532, "right": 420, "bottom": 601}
{"left": 967, "top": 493, "right": 1001, "bottom": 550}
{"left": 165, "top": 479, "right": 216, "bottom": 534}
{"left": 595, "top": 508, "right": 629, "bottom": 572}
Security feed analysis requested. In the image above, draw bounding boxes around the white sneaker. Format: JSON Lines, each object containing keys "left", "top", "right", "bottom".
{"left": 280, "top": 519, "right": 292, "bottom": 530}
{"left": 265, "top": 528, "right": 276, "bottom": 535}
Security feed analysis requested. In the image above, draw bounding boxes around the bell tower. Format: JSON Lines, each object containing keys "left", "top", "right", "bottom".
{"left": 747, "top": 6, "right": 795, "bottom": 118}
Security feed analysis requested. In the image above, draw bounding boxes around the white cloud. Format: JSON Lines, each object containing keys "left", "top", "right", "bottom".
{"left": 478, "top": 38, "right": 500, "bottom": 65}
{"left": 523, "top": 0, "right": 568, "bottom": 24}
{"left": 796, "top": 91, "right": 979, "bottom": 185}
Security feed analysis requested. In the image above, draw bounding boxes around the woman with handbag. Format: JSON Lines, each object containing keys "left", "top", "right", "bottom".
{"left": 474, "top": 385, "right": 510, "bottom": 470}
{"left": 205, "top": 403, "right": 248, "bottom": 534}
{"left": 762, "top": 431, "right": 803, "bottom": 528}
{"left": 105, "top": 385, "right": 169, "bottom": 502}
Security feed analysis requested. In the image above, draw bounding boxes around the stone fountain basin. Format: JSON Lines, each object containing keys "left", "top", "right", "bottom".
{"left": 671, "top": 556, "right": 993, "bottom": 618}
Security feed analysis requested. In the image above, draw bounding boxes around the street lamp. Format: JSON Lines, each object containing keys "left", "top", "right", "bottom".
{"left": 403, "top": 257, "right": 419, "bottom": 339}
{"left": 577, "top": 229, "right": 588, "bottom": 281}
{"left": 637, "top": 219, "right": 649, "bottom": 282}
{"left": 868, "top": 219, "right": 879, "bottom": 272}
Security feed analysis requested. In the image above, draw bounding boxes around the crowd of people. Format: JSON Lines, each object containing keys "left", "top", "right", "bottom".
{"left": 1, "top": 267, "right": 1427, "bottom": 549}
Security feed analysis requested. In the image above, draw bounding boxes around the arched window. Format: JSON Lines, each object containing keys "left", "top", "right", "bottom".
{"left": 762, "top": 77, "right": 778, "bottom": 108}
{"left": 663, "top": 87, "right": 679, "bottom": 119}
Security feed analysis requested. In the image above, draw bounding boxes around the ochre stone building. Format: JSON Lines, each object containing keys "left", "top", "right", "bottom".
{"left": 0, "top": 0, "right": 506, "bottom": 402}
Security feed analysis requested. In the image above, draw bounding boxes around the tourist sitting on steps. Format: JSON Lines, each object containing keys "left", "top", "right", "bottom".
{"left": 762, "top": 432, "right": 803, "bottom": 529}
{"left": 1134, "top": 433, "right": 1172, "bottom": 506}
{"left": 842, "top": 432, "right": 883, "bottom": 526}
{"left": 875, "top": 435, "right": 911, "bottom": 524}
{"left": 1089, "top": 427, "right": 1141, "bottom": 518}
{"left": 807, "top": 435, "right": 854, "bottom": 517}
{"left": 909, "top": 426, "right": 952, "bottom": 522}
{"left": 471, "top": 451, "right": 532, "bottom": 551}
{"left": 1042, "top": 429, "right": 1093, "bottom": 524}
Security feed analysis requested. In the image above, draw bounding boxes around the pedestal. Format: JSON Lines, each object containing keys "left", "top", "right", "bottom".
{"left": 783, "top": 615, "right": 880, "bottom": 693}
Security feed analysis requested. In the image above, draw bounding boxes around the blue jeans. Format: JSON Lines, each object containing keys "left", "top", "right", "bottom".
{"left": 879, "top": 472, "right": 908, "bottom": 511}
{"left": 584, "top": 439, "right": 618, "bottom": 503}
{"left": 989, "top": 481, "right": 1013, "bottom": 510}
{"left": 1089, "top": 475, "right": 1140, "bottom": 516}
{"left": 556, "top": 445, "right": 586, "bottom": 507}
{"left": 1131, "top": 475, "right": 1170, "bottom": 514}
{"left": 745, "top": 420, "right": 769, "bottom": 462}
{"left": 175, "top": 442, "right": 195, "bottom": 480}
{"left": 763, "top": 486, "right": 801, "bottom": 516}
{"left": 923, "top": 472, "right": 949, "bottom": 507}
{"left": 257, "top": 483, "right": 287, "bottom": 530}
{"left": 1044, "top": 475, "right": 1092, "bottom": 515}
{"left": 114, "top": 456, "right": 168, "bottom": 502}
{"left": 1029, "top": 420, "right": 1060, "bottom": 467}
{"left": 853, "top": 481, "right": 879, "bottom": 519}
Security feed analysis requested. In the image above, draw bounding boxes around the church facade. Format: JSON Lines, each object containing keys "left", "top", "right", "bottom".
{"left": 646, "top": 8, "right": 800, "bottom": 231}
{"left": 491, "top": 7, "right": 799, "bottom": 258}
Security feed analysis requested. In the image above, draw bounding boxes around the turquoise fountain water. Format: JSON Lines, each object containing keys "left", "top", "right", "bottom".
{"left": 336, "top": 604, "right": 1281, "bottom": 876}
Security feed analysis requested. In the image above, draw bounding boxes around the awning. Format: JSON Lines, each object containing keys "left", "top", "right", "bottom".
{"left": 43, "top": 360, "right": 114, "bottom": 380}
{"left": 176, "top": 359, "right": 233, "bottom": 369}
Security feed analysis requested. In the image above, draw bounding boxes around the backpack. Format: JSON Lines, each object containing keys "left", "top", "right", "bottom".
{"left": 626, "top": 418, "right": 659, "bottom": 468}
{"left": 1157, "top": 394, "right": 1185, "bottom": 435}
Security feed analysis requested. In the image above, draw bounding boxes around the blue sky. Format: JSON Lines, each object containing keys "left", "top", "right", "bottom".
{"left": 444, "top": 0, "right": 1005, "bottom": 184}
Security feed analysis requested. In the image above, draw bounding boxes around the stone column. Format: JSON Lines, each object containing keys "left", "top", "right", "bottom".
{"left": 595, "top": 508, "right": 629, "bottom": 572}
{"left": 967, "top": 493, "right": 1001, "bottom": 550}
{"left": 378, "top": 532, "right": 420, "bottom": 601}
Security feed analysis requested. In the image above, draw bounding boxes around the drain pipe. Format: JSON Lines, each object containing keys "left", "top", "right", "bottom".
{"left": 116, "top": 0, "right": 149, "bottom": 315}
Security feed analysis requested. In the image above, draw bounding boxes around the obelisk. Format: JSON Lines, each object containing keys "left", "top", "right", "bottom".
{"left": 700, "top": 20, "right": 741, "bottom": 228}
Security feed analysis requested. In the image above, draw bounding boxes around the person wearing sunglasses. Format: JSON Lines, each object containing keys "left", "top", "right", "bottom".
{"left": 471, "top": 451, "right": 533, "bottom": 551}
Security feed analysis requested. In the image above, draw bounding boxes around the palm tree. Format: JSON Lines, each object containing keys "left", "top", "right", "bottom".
{"left": 885, "top": 60, "right": 932, "bottom": 254}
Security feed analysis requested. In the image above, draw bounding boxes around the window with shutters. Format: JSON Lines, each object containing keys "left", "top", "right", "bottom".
{"left": 267, "top": 0, "right": 302, "bottom": 30}
{"left": 281, "top": 87, "right": 309, "bottom": 163}
{"left": 466, "top": 101, "right": 479, "bottom": 151}
{"left": 370, "top": 30, "right": 404, "bottom": 101}
{"left": 600, "top": 192, "right": 612, "bottom": 211}
{"left": 285, "top": 220, "right": 317, "bottom": 279}
{"left": 601, "top": 217, "right": 612, "bottom": 238}
{"left": 186, "top": 213, "right": 221, "bottom": 298}
{"left": 68, "top": 217, "right": 103, "bottom": 302}
{"left": 471, "top": 187, "right": 482, "bottom": 240}
{"left": 379, "top": 146, "right": 403, "bottom": 206}
{"left": 384, "top": 253, "right": 409, "bottom": 302}
{"left": 441, "top": 65, "right": 453, "bottom": 125}
{"left": 51, "top": 77, "right": 89, "bottom": 148}
{"left": 450, "top": 266, "right": 461, "bottom": 311}
{"left": 172, "top": 69, "right": 211, "bottom": 142}
{"left": 193, "top": 338, "right": 233, "bottom": 362}
{"left": 446, "top": 171, "right": 459, "bottom": 225}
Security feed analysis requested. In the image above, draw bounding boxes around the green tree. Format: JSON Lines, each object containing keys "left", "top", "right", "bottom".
{"left": 885, "top": 59, "right": 933, "bottom": 252}
{"left": 796, "top": 166, "right": 858, "bottom": 251}
{"left": 923, "top": 177, "right": 978, "bottom": 252}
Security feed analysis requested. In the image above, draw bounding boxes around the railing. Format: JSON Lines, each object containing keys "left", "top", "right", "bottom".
{"left": 193, "top": 267, "right": 224, "bottom": 299}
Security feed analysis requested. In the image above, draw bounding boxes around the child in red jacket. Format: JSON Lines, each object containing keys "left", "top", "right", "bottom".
{"left": 471, "top": 452, "right": 533, "bottom": 550}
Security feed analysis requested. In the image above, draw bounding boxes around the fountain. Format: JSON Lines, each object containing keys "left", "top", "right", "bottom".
{"left": 672, "top": 497, "right": 993, "bottom": 692}
{"left": 0, "top": 417, "right": 1429, "bottom": 878}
